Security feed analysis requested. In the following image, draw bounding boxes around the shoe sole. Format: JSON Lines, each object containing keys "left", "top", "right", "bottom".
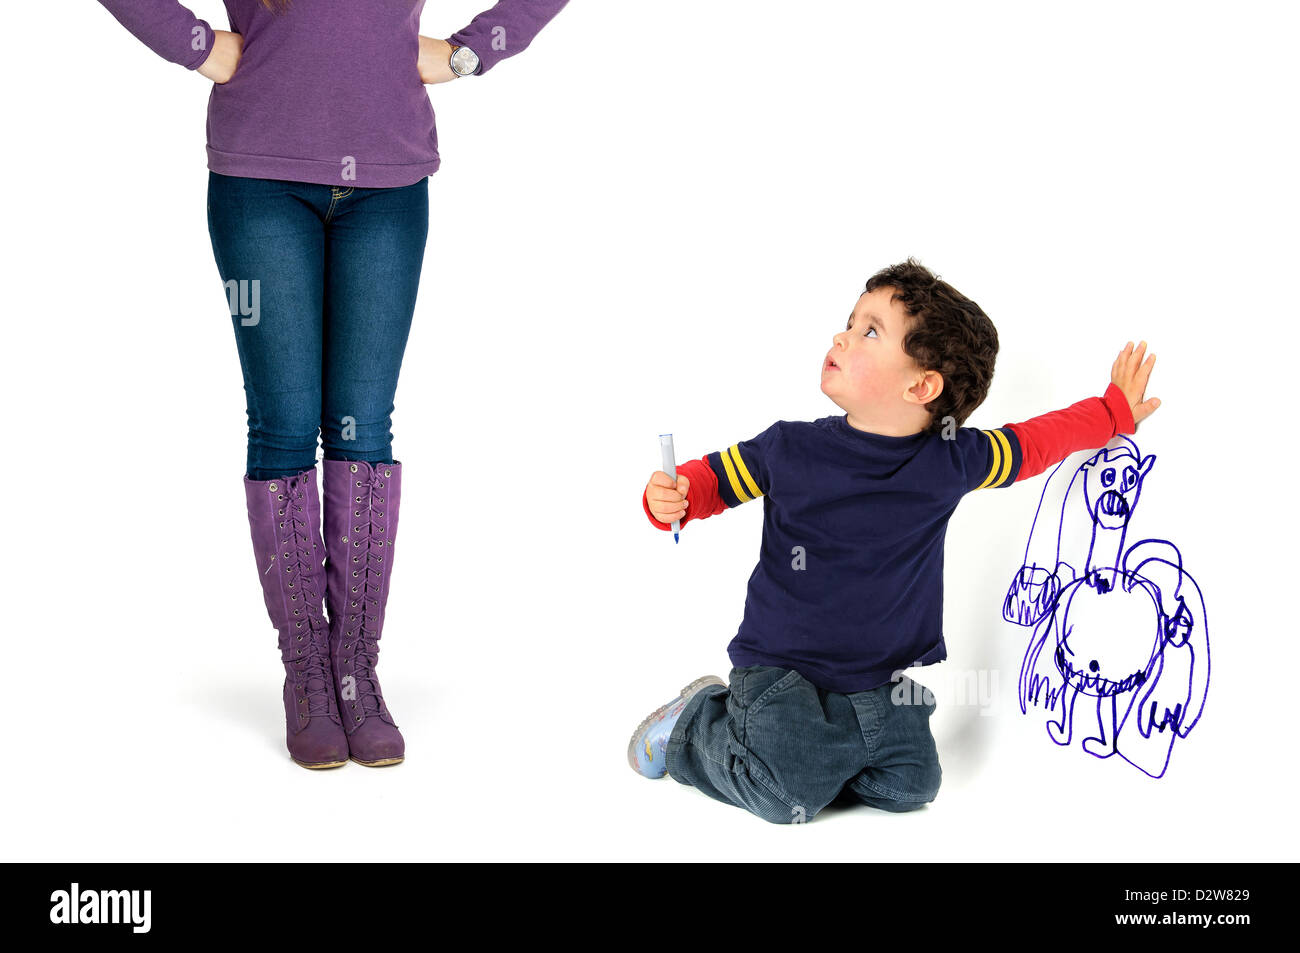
{"left": 626, "top": 675, "right": 726, "bottom": 776}
{"left": 293, "top": 758, "right": 348, "bottom": 770}
{"left": 351, "top": 755, "right": 404, "bottom": 767}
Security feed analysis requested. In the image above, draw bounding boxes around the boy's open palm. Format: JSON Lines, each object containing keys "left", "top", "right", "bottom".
{"left": 1112, "top": 341, "right": 1161, "bottom": 428}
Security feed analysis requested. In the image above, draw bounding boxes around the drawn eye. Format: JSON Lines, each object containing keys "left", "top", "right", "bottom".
{"left": 1101, "top": 468, "right": 1115, "bottom": 486}
{"left": 1123, "top": 466, "right": 1137, "bottom": 489}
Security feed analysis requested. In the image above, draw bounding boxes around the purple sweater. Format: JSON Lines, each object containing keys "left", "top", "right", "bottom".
{"left": 98, "top": 1, "right": 569, "bottom": 187}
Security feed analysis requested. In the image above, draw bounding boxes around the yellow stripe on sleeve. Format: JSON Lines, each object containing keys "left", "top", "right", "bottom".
{"left": 719, "top": 446, "right": 751, "bottom": 502}
{"left": 728, "top": 444, "right": 762, "bottom": 499}
{"left": 975, "top": 430, "right": 1002, "bottom": 490}
{"left": 991, "top": 429, "right": 1013, "bottom": 487}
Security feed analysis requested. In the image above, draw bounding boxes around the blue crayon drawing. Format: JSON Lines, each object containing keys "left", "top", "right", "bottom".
{"left": 1002, "top": 436, "right": 1209, "bottom": 778}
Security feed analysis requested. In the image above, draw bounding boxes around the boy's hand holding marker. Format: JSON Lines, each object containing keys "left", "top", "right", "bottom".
{"left": 645, "top": 471, "right": 690, "bottom": 526}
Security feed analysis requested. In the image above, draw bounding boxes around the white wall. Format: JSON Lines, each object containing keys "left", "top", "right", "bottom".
{"left": 2, "top": 0, "right": 1294, "bottom": 860}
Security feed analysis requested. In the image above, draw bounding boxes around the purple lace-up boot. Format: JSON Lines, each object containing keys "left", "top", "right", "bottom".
{"left": 323, "top": 459, "right": 405, "bottom": 766}
{"left": 244, "top": 466, "right": 349, "bottom": 769}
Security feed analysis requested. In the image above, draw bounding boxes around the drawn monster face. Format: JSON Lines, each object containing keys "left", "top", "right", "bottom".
{"left": 1081, "top": 446, "right": 1154, "bottom": 530}
{"left": 1053, "top": 569, "right": 1161, "bottom": 697}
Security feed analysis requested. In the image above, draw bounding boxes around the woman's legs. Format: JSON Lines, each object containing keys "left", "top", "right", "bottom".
{"left": 207, "top": 173, "right": 328, "bottom": 481}
{"left": 207, "top": 172, "right": 429, "bottom": 767}
{"left": 317, "top": 177, "right": 429, "bottom": 766}
{"left": 319, "top": 178, "right": 429, "bottom": 463}
{"left": 208, "top": 172, "right": 347, "bottom": 767}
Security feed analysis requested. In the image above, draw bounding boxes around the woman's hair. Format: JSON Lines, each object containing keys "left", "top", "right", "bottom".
{"left": 863, "top": 258, "right": 999, "bottom": 434}
{"left": 259, "top": 0, "right": 293, "bottom": 12}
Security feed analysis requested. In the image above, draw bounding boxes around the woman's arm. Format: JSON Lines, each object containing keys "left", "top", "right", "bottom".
{"left": 197, "top": 30, "right": 243, "bottom": 83}
{"left": 97, "top": 0, "right": 214, "bottom": 70}
{"left": 418, "top": 37, "right": 456, "bottom": 85}
{"left": 442, "top": 0, "right": 570, "bottom": 76}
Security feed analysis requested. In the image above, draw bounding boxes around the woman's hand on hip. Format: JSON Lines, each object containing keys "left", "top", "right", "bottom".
{"left": 418, "top": 36, "right": 457, "bottom": 84}
{"left": 198, "top": 30, "right": 243, "bottom": 84}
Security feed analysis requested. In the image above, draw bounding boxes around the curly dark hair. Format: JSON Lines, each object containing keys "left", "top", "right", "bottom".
{"left": 863, "top": 258, "right": 998, "bottom": 434}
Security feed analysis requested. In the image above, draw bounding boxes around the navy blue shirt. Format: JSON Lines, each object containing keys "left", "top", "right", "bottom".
{"left": 705, "top": 416, "right": 1024, "bottom": 693}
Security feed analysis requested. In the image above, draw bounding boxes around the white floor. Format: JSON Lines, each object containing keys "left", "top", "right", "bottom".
{"left": 7, "top": 459, "right": 1278, "bottom": 860}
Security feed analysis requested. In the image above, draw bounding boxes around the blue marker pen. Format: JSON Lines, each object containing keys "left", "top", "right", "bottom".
{"left": 660, "top": 433, "right": 681, "bottom": 544}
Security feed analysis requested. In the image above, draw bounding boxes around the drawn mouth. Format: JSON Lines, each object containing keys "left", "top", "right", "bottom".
{"left": 1055, "top": 647, "right": 1148, "bottom": 696}
{"left": 1098, "top": 490, "right": 1130, "bottom": 517}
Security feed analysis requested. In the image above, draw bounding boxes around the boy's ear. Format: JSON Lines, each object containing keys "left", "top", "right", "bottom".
{"left": 907, "top": 369, "right": 944, "bottom": 406}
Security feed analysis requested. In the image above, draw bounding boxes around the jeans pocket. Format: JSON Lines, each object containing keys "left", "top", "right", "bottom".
{"left": 741, "top": 668, "right": 802, "bottom": 718}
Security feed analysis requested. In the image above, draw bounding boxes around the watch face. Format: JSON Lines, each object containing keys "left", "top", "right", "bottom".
{"left": 451, "top": 47, "right": 480, "bottom": 75}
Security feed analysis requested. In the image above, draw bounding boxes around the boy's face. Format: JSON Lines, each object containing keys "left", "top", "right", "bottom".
{"left": 821, "top": 286, "right": 942, "bottom": 434}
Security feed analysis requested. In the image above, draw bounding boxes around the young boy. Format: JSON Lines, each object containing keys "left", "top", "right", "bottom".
{"left": 632, "top": 258, "right": 1160, "bottom": 824}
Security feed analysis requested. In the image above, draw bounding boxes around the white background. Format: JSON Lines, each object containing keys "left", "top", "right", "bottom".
{"left": 2, "top": 0, "right": 1296, "bottom": 860}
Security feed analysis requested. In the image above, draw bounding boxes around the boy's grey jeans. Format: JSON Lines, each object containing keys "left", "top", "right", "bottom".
{"left": 665, "top": 665, "right": 943, "bottom": 824}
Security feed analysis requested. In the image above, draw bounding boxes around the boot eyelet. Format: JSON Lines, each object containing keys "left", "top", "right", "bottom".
{"left": 352, "top": 571, "right": 359, "bottom": 577}
{"left": 277, "top": 509, "right": 284, "bottom": 515}
{"left": 354, "top": 541, "right": 361, "bottom": 547}
{"left": 350, "top": 464, "right": 358, "bottom": 473}
{"left": 351, "top": 601, "right": 357, "bottom": 607}
{"left": 277, "top": 494, "right": 284, "bottom": 500}
{"left": 377, "top": 482, "right": 384, "bottom": 488}
{"left": 279, "top": 521, "right": 285, "bottom": 528}
{"left": 268, "top": 483, "right": 278, "bottom": 491}
{"left": 297, "top": 634, "right": 303, "bottom": 641}
{"left": 355, "top": 716, "right": 362, "bottom": 723}
{"left": 383, "top": 469, "right": 390, "bottom": 477}
{"left": 356, "top": 481, "right": 362, "bottom": 487}
{"left": 351, "top": 586, "right": 357, "bottom": 592}
{"left": 354, "top": 510, "right": 361, "bottom": 516}
{"left": 341, "top": 536, "right": 349, "bottom": 543}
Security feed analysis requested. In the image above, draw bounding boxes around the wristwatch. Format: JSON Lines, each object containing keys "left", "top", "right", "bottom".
{"left": 449, "top": 45, "right": 481, "bottom": 77}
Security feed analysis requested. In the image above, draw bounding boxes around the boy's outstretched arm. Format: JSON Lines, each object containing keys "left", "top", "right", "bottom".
{"left": 1005, "top": 341, "right": 1160, "bottom": 483}
{"left": 643, "top": 458, "right": 726, "bottom": 531}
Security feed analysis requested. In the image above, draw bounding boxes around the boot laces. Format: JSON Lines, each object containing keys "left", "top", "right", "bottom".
{"left": 342, "top": 466, "right": 391, "bottom": 717}
{"left": 280, "top": 473, "right": 334, "bottom": 718}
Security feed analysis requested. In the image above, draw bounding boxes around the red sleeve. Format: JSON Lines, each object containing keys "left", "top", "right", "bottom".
{"left": 642, "top": 456, "right": 727, "bottom": 531}
{"left": 1005, "top": 382, "right": 1137, "bottom": 483}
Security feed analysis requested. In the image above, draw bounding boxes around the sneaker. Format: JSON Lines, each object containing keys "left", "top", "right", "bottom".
{"left": 628, "top": 675, "right": 726, "bottom": 778}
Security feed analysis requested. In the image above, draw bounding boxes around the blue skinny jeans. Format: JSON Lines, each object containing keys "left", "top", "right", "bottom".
{"left": 206, "top": 172, "right": 429, "bottom": 481}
